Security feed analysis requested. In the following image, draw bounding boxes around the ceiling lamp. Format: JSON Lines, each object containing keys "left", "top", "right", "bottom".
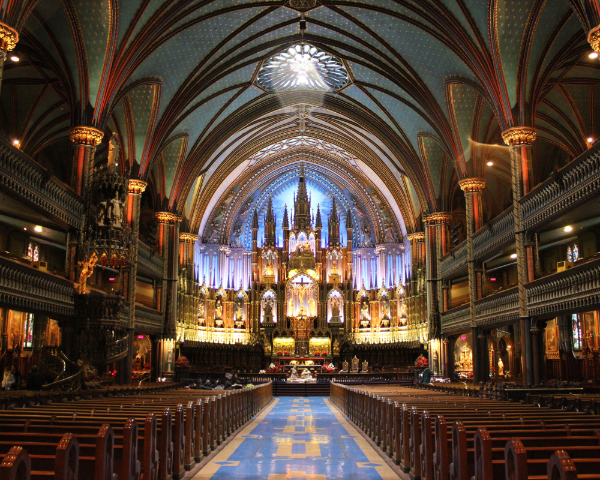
{"left": 256, "top": 44, "right": 350, "bottom": 93}
{"left": 34, "top": 225, "right": 43, "bottom": 233}
{"left": 510, "top": 253, "right": 517, "bottom": 259}
{"left": 564, "top": 225, "right": 573, "bottom": 232}
{"left": 12, "top": 139, "right": 20, "bottom": 148}
{"left": 10, "top": 55, "right": 19, "bottom": 62}
{"left": 486, "top": 161, "right": 493, "bottom": 166}
{"left": 589, "top": 52, "right": 598, "bottom": 59}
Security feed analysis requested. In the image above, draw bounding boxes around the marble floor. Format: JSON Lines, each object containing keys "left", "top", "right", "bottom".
{"left": 192, "top": 397, "right": 401, "bottom": 479}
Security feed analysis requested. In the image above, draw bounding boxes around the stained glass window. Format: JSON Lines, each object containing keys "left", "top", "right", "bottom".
{"left": 23, "top": 313, "right": 34, "bottom": 348}
{"left": 573, "top": 313, "right": 582, "bottom": 350}
{"left": 27, "top": 243, "right": 32, "bottom": 259}
{"left": 256, "top": 44, "right": 350, "bottom": 92}
{"left": 567, "top": 246, "right": 573, "bottom": 263}
{"left": 33, "top": 245, "right": 39, "bottom": 262}
{"left": 573, "top": 244, "right": 579, "bottom": 262}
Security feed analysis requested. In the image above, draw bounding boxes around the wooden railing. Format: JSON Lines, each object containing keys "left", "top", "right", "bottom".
{"left": 138, "top": 241, "right": 163, "bottom": 278}
{"left": 474, "top": 287, "right": 519, "bottom": 326}
{"left": 440, "top": 240, "right": 467, "bottom": 278}
{"left": 440, "top": 304, "right": 470, "bottom": 334}
{"left": 472, "top": 207, "right": 514, "bottom": 258}
{"left": 0, "top": 141, "right": 84, "bottom": 228}
{"left": 0, "top": 254, "right": 74, "bottom": 317}
{"left": 135, "top": 305, "right": 164, "bottom": 334}
{"left": 526, "top": 255, "right": 600, "bottom": 318}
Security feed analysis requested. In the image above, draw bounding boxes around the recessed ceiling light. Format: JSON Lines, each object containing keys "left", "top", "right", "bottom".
{"left": 12, "top": 139, "right": 20, "bottom": 147}
{"left": 510, "top": 253, "right": 517, "bottom": 259}
{"left": 564, "top": 225, "right": 573, "bottom": 232}
{"left": 23, "top": 227, "right": 27, "bottom": 231}
{"left": 486, "top": 161, "right": 493, "bottom": 166}
{"left": 10, "top": 55, "right": 19, "bottom": 62}
{"left": 589, "top": 52, "right": 599, "bottom": 59}
{"left": 587, "top": 137, "right": 594, "bottom": 144}
{"left": 34, "top": 225, "right": 43, "bottom": 233}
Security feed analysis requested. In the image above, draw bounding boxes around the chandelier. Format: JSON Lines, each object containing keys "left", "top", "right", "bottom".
{"left": 256, "top": 44, "right": 350, "bottom": 92}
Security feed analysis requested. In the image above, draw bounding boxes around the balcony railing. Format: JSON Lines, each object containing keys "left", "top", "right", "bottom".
{"left": 441, "top": 304, "right": 470, "bottom": 334}
{"left": 521, "top": 142, "right": 600, "bottom": 230}
{"left": 526, "top": 255, "right": 600, "bottom": 318}
{"left": 474, "top": 287, "right": 519, "bottom": 326}
{"left": 0, "top": 141, "right": 84, "bottom": 228}
{"left": 472, "top": 207, "right": 515, "bottom": 259}
{"left": 135, "top": 304, "right": 164, "bottom": 333}
{"left": 75, "top": 292, "right": 129, "bottom": 327}
{"left": 440, "top": 240, "right": 467, "bottom": 278}
{"left": 138, "top": 241, "right": 163, "bottom": 278}
{"left": 0, "top": 255, "right": 74, "bottom": 317}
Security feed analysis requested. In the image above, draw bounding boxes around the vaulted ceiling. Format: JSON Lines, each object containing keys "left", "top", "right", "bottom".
{"left": 1, "top": 0, "right": 598, "bottom": 237}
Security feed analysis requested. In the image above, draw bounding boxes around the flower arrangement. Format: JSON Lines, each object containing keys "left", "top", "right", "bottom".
{"left": 415, "top": 355, "right": 428, "bottom": 367}
{"left": 277, "top": 351, "right": 283, "bottom": 357}
{"left": 284, "top": 351, "right": 290, "bottom": 356}
{"left": 175, "top": 356, "right": 189, "bottom": 367}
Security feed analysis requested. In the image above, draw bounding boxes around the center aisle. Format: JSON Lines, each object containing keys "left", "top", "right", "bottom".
{"left": 193, "top": 396, "right": 401, "bottom": 479}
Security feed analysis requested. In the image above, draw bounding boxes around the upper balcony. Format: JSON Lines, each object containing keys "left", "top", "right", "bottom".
{"left": 0, "top": 141, "right": 84, "bottom": 228}
{"left": 138, "top": 241, "right": 164, "bottom": 279}
{"left": 0, "top": 254, "right": 74, "bottom": 317}
{"left": 440, "top": 240, "right": 467, "bottom": 278}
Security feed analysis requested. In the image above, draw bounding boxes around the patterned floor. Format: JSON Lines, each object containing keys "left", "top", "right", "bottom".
{"left": 192, "top": 396, "right": 401, "bottom": 479}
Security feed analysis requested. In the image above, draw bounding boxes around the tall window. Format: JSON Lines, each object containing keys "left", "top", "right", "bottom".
{"left": 33, "top": 245, "right": 39, "bottom": 262}
{"left": 567, "top": 246, "right": 573, "bottom": 263}
{"left": 572, "top": 313, "right": 582, "bottom": 350}
{"left": 27, "top": 243, "right": 33, "bottom": 259}
{"left": 573, "top": 244, "right": 579, "bottom": 262}
{"left": 23, "top": 313, "right": 34, "bottom": 348}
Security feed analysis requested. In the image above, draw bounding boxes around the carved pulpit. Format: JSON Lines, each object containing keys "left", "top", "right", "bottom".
{"left": 351, "top": 355, "right": 359, "bottom": 373}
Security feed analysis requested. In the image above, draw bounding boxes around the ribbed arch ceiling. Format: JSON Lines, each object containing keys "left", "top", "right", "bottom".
{"left": 2, "top": 0, "right": 599, "bottom": 229}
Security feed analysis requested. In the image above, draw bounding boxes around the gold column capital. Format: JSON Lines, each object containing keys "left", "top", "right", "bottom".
{"left": 459, "top": 178, "right": 485, "bottom": 194}
{"left": 588, "top": 24, "right": 600, "bottom": 53}
{"left": 180, "top": 232, "right": 198, "bottom": 243}
{"left": 501, "top": 127, "right": 536, "bottom": 147}
{"left": 127, "top": 179, "right": 147, "bottom": 195}
{"left": 407, "top": 232, "right": 425, "bottom": 242}
{"left": 0, "top": 22, "right": 18, "bottom": 52}
{"left": 424, "top": 212, "right": 452, "bottom": 225}
{"left": 155, "top": 212, "right": 182, "bottom": 225}
{"left": 70, "top": 126, "right": 104, "bottom": 147}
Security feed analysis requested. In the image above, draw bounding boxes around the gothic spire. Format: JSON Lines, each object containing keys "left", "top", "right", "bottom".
{"left": 264, "top": 195, "right": 276, "bottom": 246}
{"left": 252, "top": 209, "right": 259, "bottom": 229}
{"left": 346, "top": 208, "right": 353, "bottom": 229}
{"left": 315, "top": 204, "right": 322, "bottom": 229}
{"left": 328, "top": 198, "right": 340, "bottom": 247}
{"left": 283, "top": 204, "right": 289, "bottom": 229}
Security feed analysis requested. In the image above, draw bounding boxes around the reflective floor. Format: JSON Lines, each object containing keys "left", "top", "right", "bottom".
{"left": 193, "top": 397, "right": 401, "bottom": 479}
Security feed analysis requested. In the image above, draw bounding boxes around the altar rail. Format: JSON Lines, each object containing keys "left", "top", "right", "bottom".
{"left": 0, "top": 141, "right": 84, "bottom": 228}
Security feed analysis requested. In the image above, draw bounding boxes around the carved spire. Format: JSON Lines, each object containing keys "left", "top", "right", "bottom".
{"left": 264, "top": 196, "right": 276, "bottom": 246}
{"left": 328, "top": 198, "right": 340, "bottom": 247}
{"left": 294, "top": 163, "right": 311, "bottom": 230}
{"left": 283, "top": 204, "right": 289, "bottom": 229}
{"left": 346, "top": 208, "right": 353, "bottom": 229}
{"left": 315, "top": 204, "right": 322, "bottom": 229}
{"left": 252, "top": 209, "right": 259, "bottom": 230}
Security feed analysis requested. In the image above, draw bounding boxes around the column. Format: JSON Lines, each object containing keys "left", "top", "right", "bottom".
{"left": 459, "top": 178, "right": 486, "bottom": 383}
{"left": 122, "top": 179, "right": 147, "bottom": 383}
{"left": 179, "top": 233, "right": 198, "bottom": 339}
{"left": 502, "top": 126, "right": 536, "bottom": 386}
{"left": 156, "top": 212, "right": 182, "bottom": 341}
{"left": 0, "top": 23, "right": 18, "bottom": 97}
{"left": 530, "top": 324, "right": 542, "bottom": 386}
{"left": 69, "top": 126, "right": 104, "bottom": 197}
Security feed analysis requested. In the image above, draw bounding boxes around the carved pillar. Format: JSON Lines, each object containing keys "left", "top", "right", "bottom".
{"left": 179, "top": 233, "right": 198, "bottom": 338}
{"left": 122, "top": 180, "right": 147, "bottom": 383}
{"left": 503, "top": 126, "right": 536, "bottom": 386}
{"left": 0, "top": 23, "right": 18, "bottom": 98}
{"left": 156, "top": 212, "right": 182, "bottom": 342}
{"left": 70, "top": 126, "right": 104, "bottom": 197}
{"left": 459, "top": 178, "right": 485, "bottom": 383}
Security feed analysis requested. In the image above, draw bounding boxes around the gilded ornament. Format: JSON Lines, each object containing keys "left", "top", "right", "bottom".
{"left": 155, "top": 212, "right": 182, "bottom": 224}
{"left": 501, "top": 127, "right": 536, "bottom": 147}
{"left": 76, "top": 252, "right": 98, "bottom": 295}
{"left": 459, "top": 178, "right": 485, "bottom": 194}
{"left": 423, "top": 212, "right": 452, "bottom": 225}
{"left": 180, "top": 233, "right": 198, "bottom": 243}
{"left": 0, "top": 22, "right": 18, "bottom": 52}
{"left": 288, "top": 0, "right": 317, "bottom": 11}
{"left": 588, "top": 24, "right": 600, "bottom": 54}
{"left": 70, "top": 126, "right": 104, "bottom": 147}
{"left": 127, "top": 179, "right": 147, "bottom": 195}
{"left": 407, "top": 232, "right": 425, "bottom": 242}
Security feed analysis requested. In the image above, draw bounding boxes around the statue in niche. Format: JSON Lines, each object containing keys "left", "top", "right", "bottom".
{"left": 110, "top": 192, "right": 123, "bottom": 228}
{"left": 198, "top": 302, "right": 205, "bottom": 325}
{"left": 381, "top": 300, "right": 390, "bottom": 328}
{"left": 384, "top": 223, "right": 397, "bottom": 243}
{"left": 207, "top": 223, "right": 220, "bottom": 243}
{"left": 231, "top": 227, "right": 243, "bottom": 248}
{"left": 107, "top": 135, "right": 120, "bottom": 170}
{"left": 309, "top": 298, "right": 316, "bottom": 317}
{"left": 215, "top": 296, "right": 223, "bottom": 320}
{"left": 263, "top": 296, "right": 274, "bottom": 319}
{"left": 360, "top": 297, "right": 370, "bottom": 327}
{"left": 331, "top": 256, "right": 339, "bottom": 274}
{"left": 498, "top": 357, "right": 504, "bottom": 376}
{"left": 97, "top": 194, "right": 107, "bottom": 225}
{"left": 361, "top": 220, "right": 373, "bottom": 247}
{"left": 331, "top": 297, "right": 341, "bottom": 321}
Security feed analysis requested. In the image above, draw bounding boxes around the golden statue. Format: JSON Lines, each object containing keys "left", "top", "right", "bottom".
{"left": 309, "top": 298, "right": 316, "bottom": 316}
{"left": 288, "top": 297, "right": 294, "bottom": 316}
{"left": 76, "top": 252, "right": 98, "bottom": 294}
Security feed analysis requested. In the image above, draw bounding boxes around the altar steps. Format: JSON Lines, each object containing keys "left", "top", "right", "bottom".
{"left": 273, "top": 382, "right": 331, "bottom": 397}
